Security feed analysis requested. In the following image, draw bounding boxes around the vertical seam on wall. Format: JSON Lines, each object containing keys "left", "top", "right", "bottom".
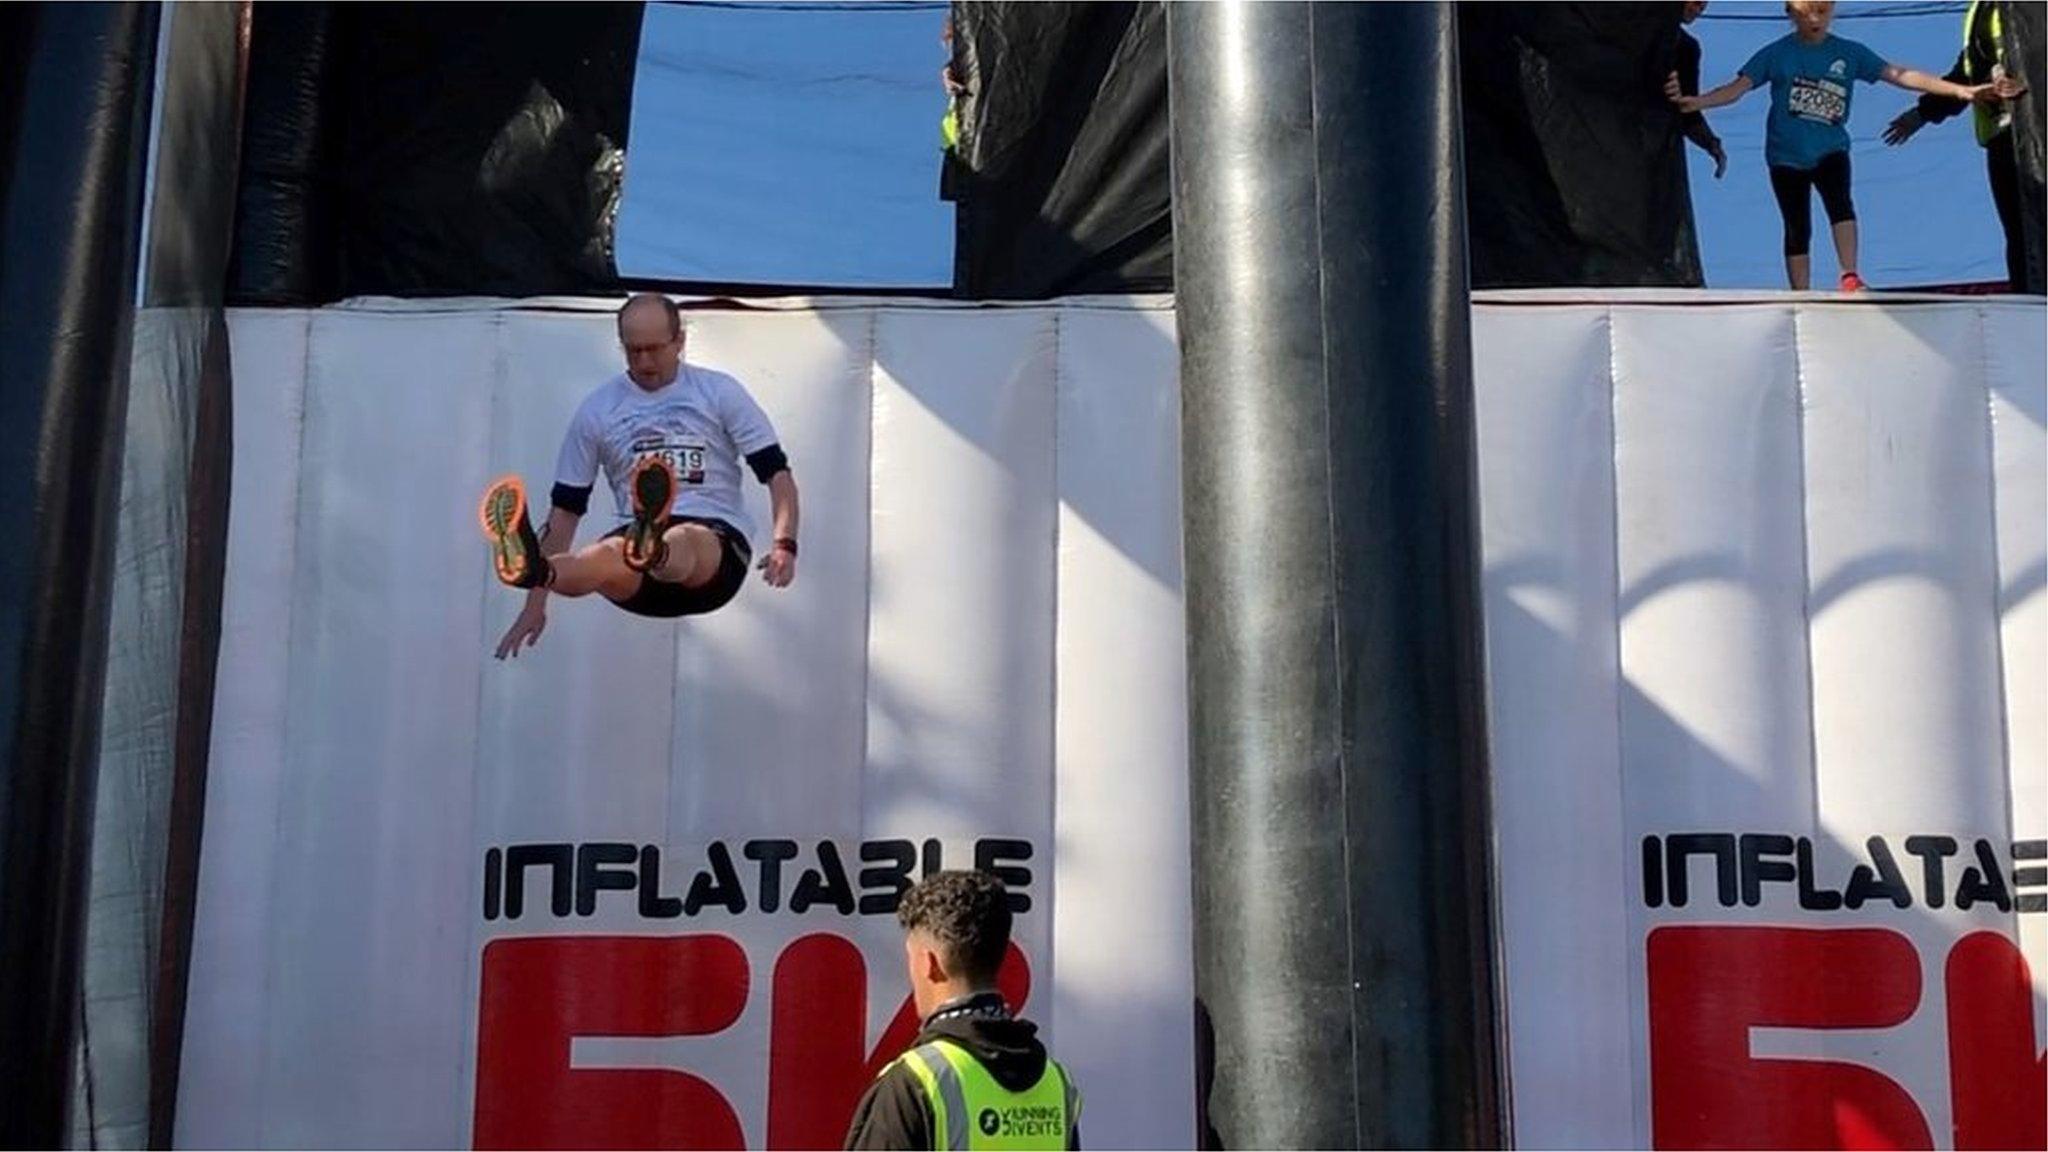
{"left": 1301, "top": 11, "right": 1363, "bottom": 1145}
{"left": 1788, "top": 305, "right": 1826, "bottom": 906}
{"left": 256, "top": 308, "right": 317, "bottom": 1146}
{"left": 1975, "top": 303, "right": 2022, "bottom": 932}
{"left": 456, "top": 308, "right": 509, "bottom": 1139}
{"left": 860, "top": 307, "right": 879, "bottom": 844}
{"left": 1045, "top": 304, "right": 1062, "bottom": 1044}
{"left": 1600, "top": 306, "right": 1643, "bottom": 1149}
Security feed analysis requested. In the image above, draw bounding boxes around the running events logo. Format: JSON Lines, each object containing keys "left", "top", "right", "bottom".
{"left": 979, "top": 1104, "right": 1064, "bottom": 1140}
{"left": 1828, "top": 57, "right": 1847, "bottom": 76}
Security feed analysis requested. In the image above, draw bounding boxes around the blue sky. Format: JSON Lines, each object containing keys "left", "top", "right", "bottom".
{"left": 616, "top": 1, "right": 954, "bottom": 287}
{"left": 615, "top": 1, "right": 2002, "bottom": 291}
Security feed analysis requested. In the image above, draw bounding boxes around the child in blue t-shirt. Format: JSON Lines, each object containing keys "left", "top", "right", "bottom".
{"left": 1669, "top": 0, "right": 1995, "bottom": 291}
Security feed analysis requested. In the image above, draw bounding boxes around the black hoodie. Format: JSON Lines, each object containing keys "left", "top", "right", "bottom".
{"left": 843, "top": 993, "right": 1079, "bottom": 1150}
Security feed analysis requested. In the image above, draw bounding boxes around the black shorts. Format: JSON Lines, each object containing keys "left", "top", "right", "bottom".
{"left": 599, "top": 516, "right": 752, "bottom": 618}
{"left": 1769, "top": 150, "right": 1855, "bottom": 256}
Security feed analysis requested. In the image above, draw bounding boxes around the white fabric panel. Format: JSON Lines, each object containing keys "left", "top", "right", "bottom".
{"left": 1050, "top": 306, "right": 1193, "bottom": 1149}
{"left": 475, "top": 309, "right": 883, "bottom": 1149}
{"left": 1471, "top": 306, "right": 1637, "bottom": 1148}
{"left": 1800, "top": 307, "right": 2010, "bottom": 836}
{"left": 481, "top": 312, "right": 678, "bottom": 844}
{"left": 185, "top": 296, "right": 2042, "bottom": 1151}
{"left": 1612, "top": 305, "right": 1811, "bottom": 829}
{"left": 178, "top": 312, "right": 309, "bottom": 1148}
{"left": 1608, "top": 305, "right": 1815, "bottom": 1147}
{"left": 865, "top": 309, "right": 1057, "bottom": 1012}
{"left": 1797, "top": 304, "right": 2012, "bottom": 1138}
{"left": 261, "top": 312, "right": 496, "bottom": 1147}
{"left": 864, "top": 310, "right": 1056, "bottom": 838}
{"left": 1984, "top": 303, "right": 2048, "bottom": 987}
{"left": 663, "top": 310, "right": 874, "bottom": 838}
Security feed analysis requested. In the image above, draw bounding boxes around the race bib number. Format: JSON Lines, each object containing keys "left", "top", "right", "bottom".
{"left": 629, "top": 434, "right": 709, "bottom": 485}
{"left": 1786, "top": 76, "right": 1847, "bottom": 125}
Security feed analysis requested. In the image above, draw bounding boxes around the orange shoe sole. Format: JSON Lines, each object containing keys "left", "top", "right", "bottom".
{"left": 479, "top": 474, "right": 535, "bottom": 586}
{"left": 623, "top": 456, "right": 678, "bottom": 572}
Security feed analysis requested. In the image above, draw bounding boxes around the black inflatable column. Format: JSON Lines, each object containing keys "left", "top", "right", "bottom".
{"left": 0, "top": 4, "right": 159, "bottom": 1145}
{"left": 1167, "top": 3, "right": 1507, "bottom": 1146}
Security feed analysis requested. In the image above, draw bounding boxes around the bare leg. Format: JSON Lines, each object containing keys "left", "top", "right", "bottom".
{"left": 1830, "top": 220, "right": 1858, "bottom": 279}
{"left": 546, "top": 538, "right": 643, "bottom": 600}
{"left": 1785, "top": 253, "right": 1812, "bottom": 291}
{"left": 648, "top": 523, "right": 726, "bottom": 588}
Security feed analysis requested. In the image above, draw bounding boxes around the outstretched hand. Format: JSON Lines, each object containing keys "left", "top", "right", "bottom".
{"left": 758, "top": 548, "right": 796, "bottom": 589}
{"left": 495, "top": 603, "right": 546, "bottom": 660}
{"left": 1883, "top": 108, "right": 1924, "bottom": 146}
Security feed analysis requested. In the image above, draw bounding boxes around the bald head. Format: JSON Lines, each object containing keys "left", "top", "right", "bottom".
{"left": 618, "top": 293, "right": 682, "bottom": 341}
{"left": 618, "top": 293, "right": 685, "bottom": 390}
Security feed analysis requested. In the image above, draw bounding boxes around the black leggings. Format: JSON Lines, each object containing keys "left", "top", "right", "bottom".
{"left": 1769, "top": 150, "right": 1856, "bottom": 257}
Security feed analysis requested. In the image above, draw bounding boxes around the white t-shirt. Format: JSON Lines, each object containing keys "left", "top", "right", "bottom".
{"left": 553, "top": 366, "right": 780, "bottom": 545}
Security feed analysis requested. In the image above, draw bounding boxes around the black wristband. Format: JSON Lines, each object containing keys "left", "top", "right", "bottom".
{"left": 773, "top": 537, "right": 798, "bottom": 557}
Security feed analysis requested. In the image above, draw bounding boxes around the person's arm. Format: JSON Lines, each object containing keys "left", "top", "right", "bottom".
{"left": 1682, "top": 115, "right": 1727, "bottom": 176}
{"left": 843, "top": 1064, "right": 932, "bottom": 1150}
{"left": 1668, "top": 72, "right": 1753, "bottom": 114}
{"left": 496, "top": 411, "right": 597, "bottom": 660}
{"left": 718, "top": 372, "right": 800, "bottom": 588}
{"left": 494, "top": 500, "right": 582, "bottom": 660}
{"left": 538, "top": 504, "right": 581, "bottom": 558}
{"left": 1880, "top": 61, "right": 1989, "bottom": 103}
{"left": 1915, "top": 49, "right": 1973, "bottom": 124}
{"left": 1672, "top": 36, "right": 1730, "bottom": 174}
{"left": 757, "top": 468, "right": 799, "bottom": 588}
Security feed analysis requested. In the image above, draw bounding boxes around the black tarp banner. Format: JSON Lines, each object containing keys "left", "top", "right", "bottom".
{"left": 69, "top": 2, "right": 245, "bottom": 1146}
{"left": 951, "top": 0, "right": 1703, "bottom": 297}
{"left": 223, "top": 1, "right": 1720, "bottom": 302}
{"left": 951, "top": 1, "right": 1171, "bottom": 299}
{"left": 1459, "top": 3, "right": 1703, "bottom": 288}
{"left": 229, "top": 2, "right": 643, "bottom": 303}
{"left": 0, "top": 4, "right": 161, "bottom": 1143}
{"left": 221, "top": 1, "right": 2029, "bottom": 303}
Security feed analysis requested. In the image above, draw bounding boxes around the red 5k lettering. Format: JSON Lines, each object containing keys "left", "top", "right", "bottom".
{"left": 473, "top": 935, "right": 750, "bottom": 1149}
{"left": 1649, "top": 926, "right": 1928, "bottom": 1150}
{"left": 472, "top": 934, "right": 1031, "bottom": 1150}
{"left": 1649, "top": 925, "right": 2047, "bottom": 1150}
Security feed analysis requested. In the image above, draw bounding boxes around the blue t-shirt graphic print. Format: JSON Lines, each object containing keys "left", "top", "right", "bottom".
{"left": 1740, "top": 33, "right": 1887, "bottom": 170}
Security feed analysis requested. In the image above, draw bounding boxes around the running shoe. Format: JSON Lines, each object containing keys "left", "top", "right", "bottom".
{"left": 1839, "top": 272, "right": 1868, "bottom": 293}
{"left": 623, "top": 455, "right": 677, "bottom": 573}
{"left": 479, "top": 475, "right": 549, "bottom": 588}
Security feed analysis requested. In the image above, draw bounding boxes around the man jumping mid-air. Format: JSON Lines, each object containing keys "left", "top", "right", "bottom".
{"left": 478, "top": 293, "right": 799, "bottom": 659}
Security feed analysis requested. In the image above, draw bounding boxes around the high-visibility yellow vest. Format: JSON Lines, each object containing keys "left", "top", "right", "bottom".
{"left": 891, "top": 1039, "right": 1080, "bottom": 1151}
{"left": 1964, "top": 0, "right": 2010, "bottom": 146}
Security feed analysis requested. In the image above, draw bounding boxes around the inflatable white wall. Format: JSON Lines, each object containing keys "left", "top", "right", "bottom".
{"left": 1476, "top": 298, "right": 2044, "bottom": 1150}
{"left": 180, "top": 295, "right": 2043, "bottom": 1149}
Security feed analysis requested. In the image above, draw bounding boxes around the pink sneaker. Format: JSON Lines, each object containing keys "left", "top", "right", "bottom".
{"left": 1839, "top": 272, "right": 1868, "bottom": 293}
